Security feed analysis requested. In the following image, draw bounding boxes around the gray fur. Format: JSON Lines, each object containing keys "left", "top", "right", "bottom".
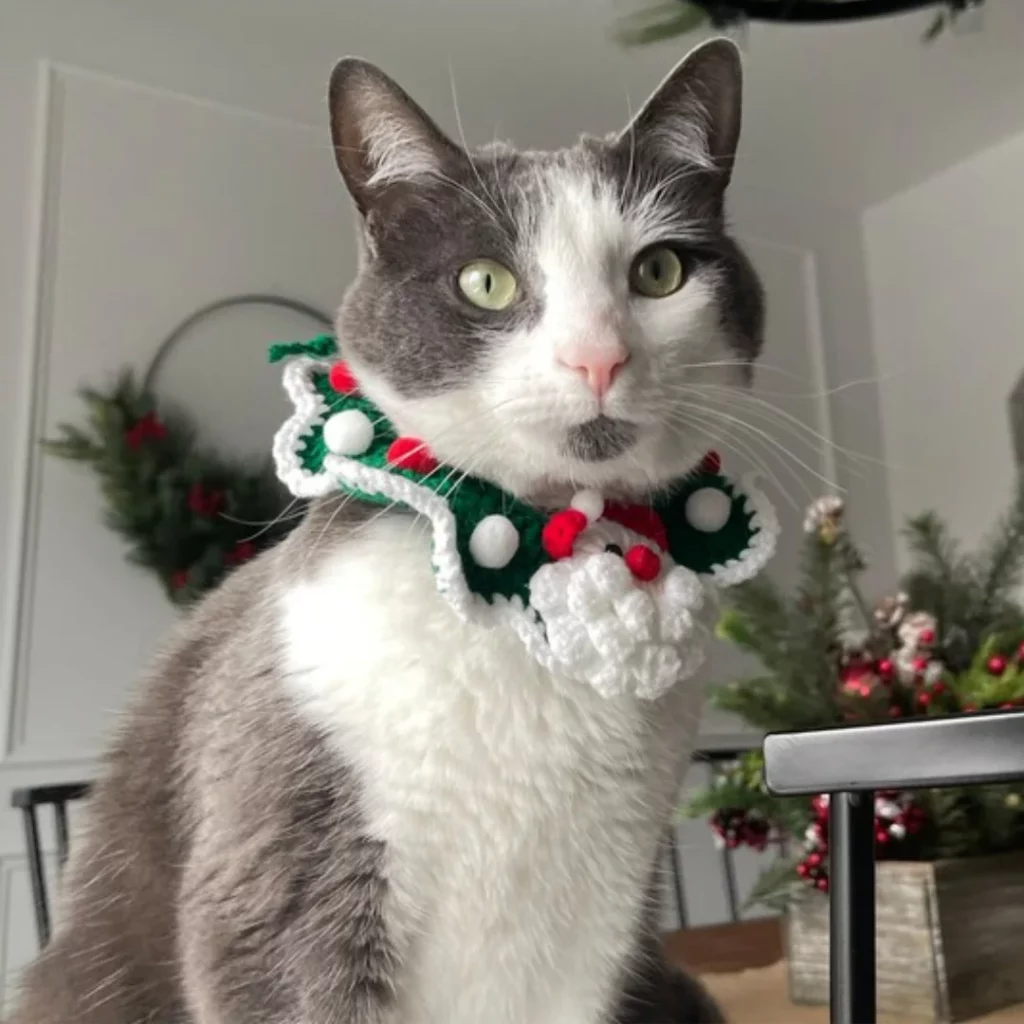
{"left": 565, "top": 416, "right": 638, "bottom": 462}
{"left": 7, "top": 42, "right": 757, "bottom": 1023}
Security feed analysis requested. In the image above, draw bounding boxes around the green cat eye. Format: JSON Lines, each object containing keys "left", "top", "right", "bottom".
{"left": 629, "top": 245, "right": 686, "bottom": 299}
{"left": 458, "top": 259, "right": 518, "bottom": 311}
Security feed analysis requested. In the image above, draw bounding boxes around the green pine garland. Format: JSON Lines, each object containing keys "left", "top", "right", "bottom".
{"left": 44, "top": 372, "right": 296, "bottom": 605}
{"left": 688, "top": 478, "right": 1024, "bottom": 908}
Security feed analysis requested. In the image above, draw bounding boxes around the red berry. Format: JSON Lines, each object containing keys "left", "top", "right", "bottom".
{"left": 913, "top": 655, "right": 929, "bottom": 673}
{"left": 816, "top": 878, "right": 829, "bottom": 892}
{"left": 806, "top": 852, "right": 822, "bottom": 868}
{"left": 797, "top": 862, "right": 810, "bottom": 878}
{"left": 877, "top": 658, "right": 895, "bottom": 680}
{"left": 624, "top": 544, "right": 662, "bottom": 582}
{"left": 699, "top": 450, "right": 722, "bottom": 475}
{"left": 541, "top": 509, "right": 588, "bottom": 560}
{"left": 919, "top": 628, "right": 936, "bottom": 646}
{"left": 876, "top": 830, "right": 889, "bottom": 844}
{"left": 889, "top": 705, "right": 902, "bottom": 717}
{"left": 988, "top": 655, "right": 1008, "bottom": 676}
{"left": 386, "top": 437, "right": 439, "bottom": 475}
{"left": 328, "top": 362, "right": 358, "bottom": 394}
{"left": 917, "top": 691, "right": 931, "bottom": 709}
{"left": 963, "top": 703, "right": 978, "bottom": 713}
{"left": 1000, "top": 702, "right": 1015, "bottom": 710}
{"left": 931, "top": 682, "right": 947, "bottom": 696}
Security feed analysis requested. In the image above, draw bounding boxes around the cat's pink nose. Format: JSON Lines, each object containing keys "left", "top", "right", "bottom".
{"left": 559, "top": 347, "right": 630, "bottom": 399}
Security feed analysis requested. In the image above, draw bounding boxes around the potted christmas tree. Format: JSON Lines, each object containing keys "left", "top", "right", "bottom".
{"left": 687, "top": 484, "right": 1024, "bottom": 1021}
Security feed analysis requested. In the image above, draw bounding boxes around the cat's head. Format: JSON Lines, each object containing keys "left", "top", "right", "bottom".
{"left": 329, "top": 39, "right": 763, "bottom": 503}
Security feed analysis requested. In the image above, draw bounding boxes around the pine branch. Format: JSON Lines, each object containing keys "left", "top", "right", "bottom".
{"left": 744, "top": 855, "right": 805, "bottom": 913}
{"left": 974, "top": 476, "right": 1024, "bottom": 625}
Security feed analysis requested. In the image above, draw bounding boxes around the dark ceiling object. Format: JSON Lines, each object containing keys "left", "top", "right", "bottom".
{"left": 690, "top": 0, "right": 982, "bottom": 27}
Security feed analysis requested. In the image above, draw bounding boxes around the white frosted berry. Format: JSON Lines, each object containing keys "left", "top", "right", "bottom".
{"left": 323, "top": 409, "right": 374, "bottom": 456}
{"left": 685, "top": 486, "right": 732, "bottom": 533}
{"left": 468, "top": 515, "right": 520, "bottom": 569}
{"left": 570, "top": 489, "right": 604, "bottom": 523}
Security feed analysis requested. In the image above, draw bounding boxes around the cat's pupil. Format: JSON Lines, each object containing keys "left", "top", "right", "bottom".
{"left": 484, "top": 272, "right": 493, "bottom": 293}
{"left": 651, "top": 260, "right": 663, "bottom": 281}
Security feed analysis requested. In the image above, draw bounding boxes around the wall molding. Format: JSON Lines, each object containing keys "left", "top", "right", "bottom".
{"left": 0, "top": 61, "right": 63, "bottom": 762}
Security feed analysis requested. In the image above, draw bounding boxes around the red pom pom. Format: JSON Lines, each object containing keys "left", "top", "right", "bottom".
{"left": 699, "top": 450, "right": 722, "bottom": 475}
{"left": 328, "top": 362, "right": 358, "bottom": 394}
{"left": 541, "top": 509, "right": 587, "bottom": 560}
{"left": 386, "top": 437, "right": 439, "bottom": 475}
{"left": 625, "top": 544, "right": 662, "bottom": 582}
{"left": 987, "top": 655, "right": 1008, "bottom": 676}
{"left": 602, "top": 503, "right": 668, "bottom": 551}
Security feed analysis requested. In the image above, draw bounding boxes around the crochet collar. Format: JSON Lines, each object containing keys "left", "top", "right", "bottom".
{"left": 271, "top": 336, "right": 778, "bottom": 700}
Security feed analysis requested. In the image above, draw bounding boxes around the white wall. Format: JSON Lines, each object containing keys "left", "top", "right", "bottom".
{"left": 0, "top": 0, "right": 895, "bottom": 994}
{"left": 865, "top": 130, "right": 1024, "bottom": 562}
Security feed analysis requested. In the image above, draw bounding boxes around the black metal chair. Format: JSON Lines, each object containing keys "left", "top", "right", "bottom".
{"left": 10, "top": 782, "right": 92, "bottom": 946}
{"left": 763, "top": 709, "right": 1024, "bottom": 1024}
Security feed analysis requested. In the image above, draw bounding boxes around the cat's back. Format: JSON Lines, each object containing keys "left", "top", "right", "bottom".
{"left": 6, "top": 547, "right": 278, "bottom": 1024}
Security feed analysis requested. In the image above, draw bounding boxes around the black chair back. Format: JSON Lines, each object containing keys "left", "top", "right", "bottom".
{"left": 11, "top": 782, "right": 92, "bottom": 947}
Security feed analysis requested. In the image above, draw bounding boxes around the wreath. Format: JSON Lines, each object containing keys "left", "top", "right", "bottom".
{"left": 44, "top": 295, "right": 332, "bottom": 605}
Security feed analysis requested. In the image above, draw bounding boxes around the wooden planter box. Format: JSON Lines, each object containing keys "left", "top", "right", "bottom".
{"left": 786, "top": 851, "right": 1024, "bottom": 1021}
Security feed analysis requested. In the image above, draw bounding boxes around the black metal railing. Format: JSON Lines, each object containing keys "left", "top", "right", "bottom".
{"left": 763, "top": 709, "right": 1024, "bottom": 1024}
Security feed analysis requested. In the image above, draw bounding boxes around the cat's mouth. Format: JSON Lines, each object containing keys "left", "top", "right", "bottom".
{"left": 563, "top": 416, "right": 638, "bottom": 463}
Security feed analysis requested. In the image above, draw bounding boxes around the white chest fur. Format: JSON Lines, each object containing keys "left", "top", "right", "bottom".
{"left": 280, "top": 516, "right": 706, "bottom": 1024}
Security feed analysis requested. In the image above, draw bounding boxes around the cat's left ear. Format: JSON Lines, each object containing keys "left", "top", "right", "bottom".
{"left": 618, "top": 38, "right": 743, "bottom": 186}
{"left": 328, "top": 58, "right": 465, "bottom": 215}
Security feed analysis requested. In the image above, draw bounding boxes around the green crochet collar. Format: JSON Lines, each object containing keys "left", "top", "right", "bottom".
{"left": 271, "top": 336, "right": 779, "bottom": 699}
{"left": 271, "top": 336, "right": 775, "bottom": 606}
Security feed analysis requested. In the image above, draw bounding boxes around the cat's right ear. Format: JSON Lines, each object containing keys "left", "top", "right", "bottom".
{"left": 328, "top": 59, "right": 463, "bottom": 215}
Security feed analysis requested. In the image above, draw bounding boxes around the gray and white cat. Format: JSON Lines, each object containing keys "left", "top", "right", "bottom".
{"left": 9, "top": 38, "right": 762, "bottom": 1024}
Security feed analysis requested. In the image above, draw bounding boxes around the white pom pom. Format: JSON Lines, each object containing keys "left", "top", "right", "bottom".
{"left": 323, "top": 409, "right": 374, "bottom": 456}
{"left": 468, "top": 515, "right": 520, "bottom": 569}
{"left": 570, "top": 489, "right": 604, "bottom": 523}
{"left": 685, "top": 487, "right": 732, "bottom": 533}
